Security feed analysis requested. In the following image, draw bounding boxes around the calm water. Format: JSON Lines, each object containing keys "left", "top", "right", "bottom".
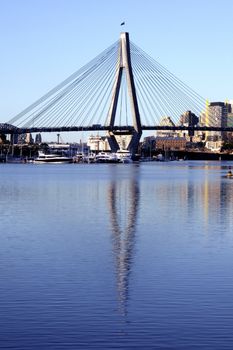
{"left": 1, "top": 161, "right": 233, "bottom": 349}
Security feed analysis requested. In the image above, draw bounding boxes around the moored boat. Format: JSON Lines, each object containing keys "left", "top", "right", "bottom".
{"left": 226, "top": 166, "right": 233, "bottom": 178}
{"left": 227, "top": 172, "right": 233, "bottom": 178}
{"left": 34, "top": 151, "right": 73, "bottom": 164}
{"left": 116, "top": 149, "right": 132, "bottom": 163}
{"left": 95, "top": 152, "right": 118, "bottom": 163}
{"left": 74, "top": 152, "right": 86, "bottom": 163}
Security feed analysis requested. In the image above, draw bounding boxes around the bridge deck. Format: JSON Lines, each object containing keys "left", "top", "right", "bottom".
{"left": 1, "top": 125, "right": 233, "bottom": 134}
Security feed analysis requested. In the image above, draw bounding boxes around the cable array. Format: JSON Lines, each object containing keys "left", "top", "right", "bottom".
{"left": 130, "top": 42, "right": 210, "bottom": 126}
{"left": 8, "top": 36, "right": 213, "bottom": 129}
{"left": 8, "top": 41, "right": 119, "bottom": 128}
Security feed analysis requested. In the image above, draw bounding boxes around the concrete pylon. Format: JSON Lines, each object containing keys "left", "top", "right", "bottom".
{"left": 107, "top": 32, "right": 142, "bottom": 157}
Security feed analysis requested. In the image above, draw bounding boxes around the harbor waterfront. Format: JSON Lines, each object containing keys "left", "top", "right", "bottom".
{"left": 1, "top": 161, "right": 233, "bottom": 349}
{"left": 2, "top": 148, "right": 233, "bottom": 163}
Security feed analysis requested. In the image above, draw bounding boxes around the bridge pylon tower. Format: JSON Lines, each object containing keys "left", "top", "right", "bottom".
{"left": 107, "top": 32, "right": 142, "bottom": 157}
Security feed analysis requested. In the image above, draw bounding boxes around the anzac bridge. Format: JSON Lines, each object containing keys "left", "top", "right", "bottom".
{"left": 1, "top": 32, "right": 231, "bottom": 156}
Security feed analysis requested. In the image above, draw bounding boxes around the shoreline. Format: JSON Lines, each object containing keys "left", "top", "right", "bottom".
{"left": 167, "top": 150, "right": 233, "bottom": 161}
{"left": 1, "top": 150, "right": 233, "bottom": 163}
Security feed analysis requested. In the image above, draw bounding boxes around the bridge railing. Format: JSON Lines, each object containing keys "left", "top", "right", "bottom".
{"left": 2, "top": 124, "right": 233, "bottom": 135}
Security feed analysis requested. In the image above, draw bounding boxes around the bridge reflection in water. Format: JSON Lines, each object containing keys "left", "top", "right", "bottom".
{"left": 107, "top": 166, "right": 140, "bottom": 315}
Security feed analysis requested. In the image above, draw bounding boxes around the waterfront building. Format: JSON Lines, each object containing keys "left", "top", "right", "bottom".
{"left": 204, "top": 101, "right": 231, "bottom": 150}
{"left": 25, "top": 133, "right": 33, "bottom": 144}
{"left": 227, "top": 113, "right": 233, "bottom": 126}
{"left": 178, "top": 110, "right": 199, "bottom": 140}
{"left": 11, "top": 133, "right": 19, "bottom": 145}
{"left": 141, "top": 136, "right": 156, "bottom": 157}
{"left": 157, "top": 116, "right": 178, "bottom": 138}
{"left": 226, "top": 106, "right": 233, "bottom": 141}
{"left": 15, "top": 132, "right": 33, "bottom": 145}
{"left": 35, "top": 133, "right": 42, "bottom": 144}
{"left": 155, "top": 136, "right": 186, "bottom": 150}
{"left": 48, "top": 142, "right": 71, "bottom": 151}
{"left": 207, "top": 102, "right": 229, "bottom": 142}
{"left": 152, "top": 116, "right": 185, "bottom": 154}
{"left": 17, "top": 133, "right": 27, "bottom": 144}
{"left": 199, "top": 110, "right": 207, "bottom": 125}
{"left": 227, "top": 100, "right": 233, "bottom": 114}
{"left": 205, "top": 140, "right": 222, "bottom": 152}
{"left": 0, "top": 134, "right": 7, "bottom": 144}
{"left": 179, "top": 110, "right": 199, "bottom": 126}
{"left": 87, "top": 134, "right": 131, "bottom": 153}
{"left": 87, "top": 135, "right": 110, "bottom": 152}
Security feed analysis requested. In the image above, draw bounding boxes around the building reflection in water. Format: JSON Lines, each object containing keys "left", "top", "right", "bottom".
{"left": 152, "top": 163, "right": 233, "bottom": 234}
{"left": 106, "top": 162, "right": 233, "bottom": 316}
{"left": 107, "top": 166, "right": 140, "bottom": 316}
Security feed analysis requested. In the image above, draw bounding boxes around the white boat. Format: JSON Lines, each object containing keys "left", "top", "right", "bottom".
{"left": 156, "top": 153, "right": 165, "bottom": 161}
{"left": 116, "top": 149, "right": 132, "bottom": 163}
{"left": 86, "top": 152, "right": 96, "bottom": 163}
{"left": 34, "top": 151, "right": 73, "bottom": 164}
{"left": 74, "top": 152, "right": 86, "bottom": 163}
{"left": 74, "top": 152, "right": 96, "bottom": 163}
{"left": 95, "top": 152, "right": 118, "bottom": 163}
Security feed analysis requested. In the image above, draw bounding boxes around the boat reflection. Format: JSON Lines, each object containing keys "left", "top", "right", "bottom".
{"left": 108, "top": 167, "right": 140, "bottom": 316}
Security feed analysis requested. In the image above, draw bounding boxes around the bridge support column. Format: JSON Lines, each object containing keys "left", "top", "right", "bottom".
{"left": 107, "top": 32, "right": 142, "bottom": 157}
{"left": 108, "top": 132, "right": 121, "bottom": 153}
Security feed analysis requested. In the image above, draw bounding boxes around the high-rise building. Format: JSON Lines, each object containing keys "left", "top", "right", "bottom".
{"left": 35, "top": 133, "right": 42, "bottom": 144}
{"left": 179, "top": 110, "right": 199, "bottom": 141}
{"left": 25, "top": 133, "right": 33, "bottom": 144}
{"left": 179, "top": 110, "right": 199, "bottom": 126}
{"left": 226, "top": 102, "right": 233, "bottom": 141}
{"left": 207, "top": 102, "right": 229, "bottom": 141}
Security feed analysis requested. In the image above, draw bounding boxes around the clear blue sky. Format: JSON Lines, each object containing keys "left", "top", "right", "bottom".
{"left": 0, "top": 0, "right": 232, "bottom": 139}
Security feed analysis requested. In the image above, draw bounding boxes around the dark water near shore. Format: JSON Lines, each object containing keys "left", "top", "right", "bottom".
{"left": 1, "top": 161, "right": 233, "bottom": 349}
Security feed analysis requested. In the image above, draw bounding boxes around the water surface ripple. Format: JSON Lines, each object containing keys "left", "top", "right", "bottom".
{"left": 1, "top": 161, "right": 233, "bottom": 349}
